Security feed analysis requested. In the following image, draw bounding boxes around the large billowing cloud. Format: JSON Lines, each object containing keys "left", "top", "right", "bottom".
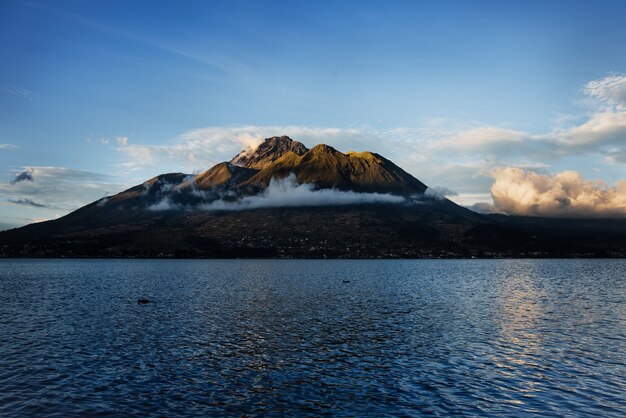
{"left": 488, "top": 167, "right": 626, "bottom": 218}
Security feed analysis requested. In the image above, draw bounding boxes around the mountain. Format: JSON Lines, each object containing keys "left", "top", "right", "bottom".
{"left": 1, "top": 135, "right": 625, "bottom": 258}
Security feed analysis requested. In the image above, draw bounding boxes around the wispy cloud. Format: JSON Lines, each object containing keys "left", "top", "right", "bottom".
{"left": 0, "top": 144, "right": 18, "bottom": 150}
{"left": 24, "top": 2, "right": 254, "bottom": 80}
{"left": 0, "top": 84, "right": 33, "bottom": 98}
{"left": 114, "top": 126, "right": 381, "bottom": 173}
{"left": 115, "top": 136, "right": 128, "bottom": 146}
{"left": 3, "top": 166, "right": 123, "bottom": 211}
{"left": 585, "top": 74, "right": 626, "bottom": 109}
{"left": 8, "top": 198, "right": 47, "bottom": 208}
{"left": 430, "top": 74, "right": 626, "bottom": 160}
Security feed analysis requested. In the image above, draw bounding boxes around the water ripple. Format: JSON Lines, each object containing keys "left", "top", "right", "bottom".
{"left": 0, "top": 259, "right": 625, "bottom": 416}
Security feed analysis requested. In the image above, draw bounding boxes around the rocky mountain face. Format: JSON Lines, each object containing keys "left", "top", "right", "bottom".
{"left": 1, "top": 135, "right": 625, "bottom": 258}
{"left": 230, "top": 136, "right": 308, "bottom": 169}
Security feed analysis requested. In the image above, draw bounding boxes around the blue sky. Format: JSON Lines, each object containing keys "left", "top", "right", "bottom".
{"left": 1, "top": 0, "right": 626, "bottom": 228}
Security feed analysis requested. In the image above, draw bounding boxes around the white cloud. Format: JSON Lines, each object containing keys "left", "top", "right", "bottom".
{"left": 489, "top": 167, "right": 626, "bottom": 218}
{"left": 556, "top": 109, "right": 626, "bottom": 149}
{"left": 100, "top": 138, "right": 110, "bottom": 145}
{"left": 429, "top": 74, "right": 626, "bottom": 162}
{"left": 424, "top": 186, "right": 457, "bottom": 200}
{"left": 0, "top": 144, "right": 17, "bottom": 150}
{"left": 467, "top": 201, "right": 505, "bottom": 215}
{"left": 213, "top": 174, "right": 407, "bottom": 210}
{"left": 115, "top": 136, "right": 128, "bottom": 146}
{"left": 0, "top": 84, "right": 33, "bottom": 98}
{"left": 148, "top": 197, "right": 179, "bottom": 211}
{"left": 584, "top": 74, "right": 626, "bottom": 108}
{"left": 432, "top": 126, "right": 529, "bottom": 152}
{"left": 114, "top": 125, "right": 384, "bottom": 173}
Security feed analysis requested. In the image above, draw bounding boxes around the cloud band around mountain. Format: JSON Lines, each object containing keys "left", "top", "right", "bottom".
{"left": 148, "top": 174, "right": 408, "bottom": 212}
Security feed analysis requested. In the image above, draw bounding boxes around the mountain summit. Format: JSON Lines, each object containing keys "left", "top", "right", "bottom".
{"left": 230, "top": 136, "right": 308, "bottom": 169}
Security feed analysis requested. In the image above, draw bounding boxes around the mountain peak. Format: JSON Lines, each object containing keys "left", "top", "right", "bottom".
{"left": 308, "top": 143, "right": 338, "bottom": 155}
{"left": 230, "top": 135, "right": 308, "bottom": 169}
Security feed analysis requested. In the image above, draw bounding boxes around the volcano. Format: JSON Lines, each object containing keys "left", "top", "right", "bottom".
{"left": 1, "top": 136, "right": 625, "bottom": 258}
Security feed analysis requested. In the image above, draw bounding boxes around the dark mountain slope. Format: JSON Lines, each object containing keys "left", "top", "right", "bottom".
{"left": 1, "top": 203, "right": 624, "bottom": 258}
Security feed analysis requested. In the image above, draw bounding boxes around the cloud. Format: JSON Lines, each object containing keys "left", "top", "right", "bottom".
{"left": 424, "top": 186, "right": 458, "bottom": 199}
{"left": 116, "top": 136, "right": 128, "bottom": 146}
{"left": 467, "top": 201, "right": 505, "bottom": 215}
{"left": 432, "top": 127, "right": 530, "bottom": 152}
{"left": 557, "top": 108, "right": 626, "bottom": 150}
{"left": 148, "top": 197, "right": 179, "bottom": 211}
{"left": 0, "top": 84, "right": 33, "bottom": 98}
{"left": 0, "top": 144, "right": 17, "bottom": 150}
{"left": 8, "top": 198, "right": 47, "bottom": 208}
{"left": 149, "top": 174, "right": 408, "bottom": 211}
{"left": 10, "top": 168, "right": 34, "bottom": 184}
{"left": 233, "top": 132, "right": 264, "bottom": 153}
{"left": 606, "top": 150, "right": 626, "bottom": 164}
{"left": 429, "top": 74, "right": 626, "bottom": 161}
{"left": 584, "top": 75, "right": 626, "bottom": 108}
{"left": 489, "top": 167, "right": 626, "bottom": 218}
{"left": 2, "top": 166, "right": 123, "bottom": 211}
{"left": 115, "top": 126, "right": 381, "bottom": 173}
{"left": 100, "top": 138, "right": 110, "bottom": 145}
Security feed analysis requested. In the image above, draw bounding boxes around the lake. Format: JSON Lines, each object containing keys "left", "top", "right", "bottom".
{"left": 0, "top": 259, "right": 624, "bottom": 416}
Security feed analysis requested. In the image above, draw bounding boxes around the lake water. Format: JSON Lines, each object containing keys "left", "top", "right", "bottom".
{"left": 0, "top": 259, "right": 624, "bottom": 416}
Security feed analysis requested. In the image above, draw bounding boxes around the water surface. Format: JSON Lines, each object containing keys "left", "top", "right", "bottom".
{"left": 0, "top": 259, "right": 624, "bottom": 416}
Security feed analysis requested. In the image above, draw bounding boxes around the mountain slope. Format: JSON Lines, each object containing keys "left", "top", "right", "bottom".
{"left": 179, "top": 163, "right": 258, "bottom": 190}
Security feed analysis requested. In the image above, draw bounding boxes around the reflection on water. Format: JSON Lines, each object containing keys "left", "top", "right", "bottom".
{"left": 0, "top": 259, "right": 624, "bottom": 416}
{"left": 494, "top": 260, "right": 547, "bottom": 365}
